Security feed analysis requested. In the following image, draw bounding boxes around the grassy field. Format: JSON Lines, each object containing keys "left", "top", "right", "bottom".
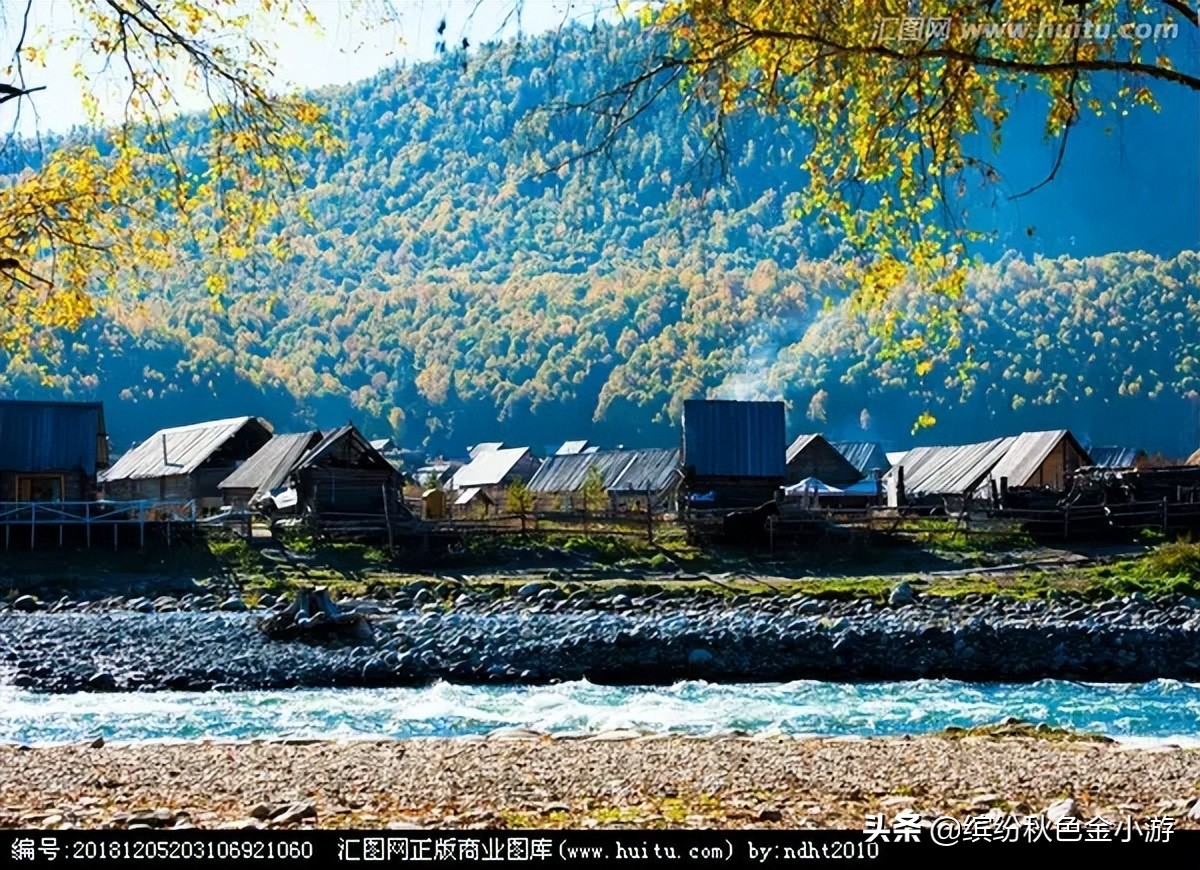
{"left": 2, "top": 516, "right": 1199, "bottom": 605}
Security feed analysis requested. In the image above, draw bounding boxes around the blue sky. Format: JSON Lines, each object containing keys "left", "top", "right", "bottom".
{"left": 4, "top": 0, "right": 615, "bottom": 134}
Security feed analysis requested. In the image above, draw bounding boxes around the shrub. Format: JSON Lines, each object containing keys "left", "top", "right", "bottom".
{"left": 1138, "top": 539, "right": 1200, "bottom": 584}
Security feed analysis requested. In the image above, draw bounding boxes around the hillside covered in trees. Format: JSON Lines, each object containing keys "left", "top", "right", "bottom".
{"left": 3, "top": 22, "right": 1198, "bottom": 456}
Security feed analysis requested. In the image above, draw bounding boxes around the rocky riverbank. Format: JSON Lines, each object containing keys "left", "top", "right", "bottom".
{"left": 4, "top": 583, "right": 1200, "bottom": 690}
{"left": 2, "top": 734, "right": 1200, "bottom": 829}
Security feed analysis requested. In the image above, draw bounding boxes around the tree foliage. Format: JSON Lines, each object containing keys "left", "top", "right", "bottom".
{"left": 505, "top": 478, "right": 535, "bottom": 530}
{"left": 579, "top": 464, "right": 606, "bottom": 529}
{"left": 634, "top": 0, "right": 1198, "bottom": 368}
{"left": 0, "top": 21, "right": 1195, "bottom": 456}
{"left": 0, "top": 0, "right": 341, "bottom": 354}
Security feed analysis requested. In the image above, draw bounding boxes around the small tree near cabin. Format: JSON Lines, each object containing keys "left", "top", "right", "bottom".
{"left": 506, "top": 479, "right": 535, "bottom": 532}
{"left": 579, "top": 464, "right": 606, "bottom": 533}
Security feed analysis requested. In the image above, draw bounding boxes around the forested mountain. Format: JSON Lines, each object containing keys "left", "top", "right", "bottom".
{"left": 3, "top": 23, "right": 1198, "bottom": 456}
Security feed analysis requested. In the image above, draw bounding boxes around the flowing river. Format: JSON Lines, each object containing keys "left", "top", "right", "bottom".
{"left": 3, "top": 678, "right": 1200, "bottom": 746}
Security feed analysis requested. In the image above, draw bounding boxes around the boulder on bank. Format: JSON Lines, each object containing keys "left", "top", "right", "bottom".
{"left": 257, "top": 587, "right": 372, "bottom": 643}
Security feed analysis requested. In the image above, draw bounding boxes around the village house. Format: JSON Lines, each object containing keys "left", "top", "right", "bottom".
{"left": 0, "top": 399, "right": 108, "bottom": 501}
{"left": 885, "top": 429, "right": 1090, "bottom": 508}
{"left": 830, "top": 441, "right": 892, "bottom": 478}
{"left": 527, "top": 448, "right": 680, "bottom": 513}
{"left": 281, "top": 424, "right": 407, "bottom": 527}
{"left": 785, "top": 434, "right": 863, "bottom": 487}
{"left": 99, "top": 416, "right": 273, "bottom": 510}
{"left": 448, "top": 446, "right": 540, "bottom": 514}
{"left": 218, "top": 430, "right": 322, "bottom": 509}
{"left": 680, "top": 399, "right": 786, "bottom": 509}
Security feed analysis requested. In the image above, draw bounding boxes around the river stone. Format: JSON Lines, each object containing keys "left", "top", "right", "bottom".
{"left": 517, "top": 582, "right": 546, "bottom": 599}
{"left": 687, "top": 648, "right": 714, "bottom": 666}
{"left": 888, "top": 581, "right": 915, "bottom": 606}
{"left": 88, "top": 672, "right": 117, "bottom": 691}
{"left": 1044, "top": 797, "right": 1077, "bottom": 823}
{"left": 220, "top": 597, "right": 248, "bottom": 612}
{"left": 12, "top": 595, "right": 41, "bottom": 612}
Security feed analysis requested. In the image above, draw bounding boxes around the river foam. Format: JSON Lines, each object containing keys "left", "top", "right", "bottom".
{"left": 3, "top": 678, "right": 1200, "bottom": 747}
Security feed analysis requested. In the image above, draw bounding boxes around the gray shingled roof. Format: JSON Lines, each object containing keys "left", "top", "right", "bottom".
{"left": 887, "top": 430, "right": 1087, "bottom": 498}
{"left": 100, "top": 417, "right": 270, "bottom": 482}
{"left": 218, "top": 431, "right": 321, "bottom": 495}
{"left": 830, "top": 441, "right": 891, "bottom": 475}
{"left": 293, "top": 424, "right": 395, "bottom": 471}
{"left": 885, "top": 437, "right": 1015, "bottom": 498}
{"left": 528, "top": 448, "right": 679, "bottom": 494}
{"left": 1088, "top": 446, "right": 1143, "bottom": 468}
{"left": 987, "top": 430, "right": 1089, "bottom": 489}
{"left": 785, "top": 434, "right": 821, "bottom": 465}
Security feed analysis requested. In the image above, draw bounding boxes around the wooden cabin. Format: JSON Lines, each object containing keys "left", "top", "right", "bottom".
{"left": 785, "top": 434, "right": 863, "bottom": 487}
{"left": 289, "top": 425, "right": 407, "bottom": 524}
{"left": 100, "top": 417, "right": 272, "bottom": 510}
{"left": 681, "top": 400, "right": 786, "bottom": 509}
{"left": 528, "top": 448, "right": 680, "bottom": 513}
{"left": 885, "top": 429, "right": 1090, "bottom": 508}
{"left": 0, "top": 400, "right": 108, "bottom": 501}
{"left": 218, "top": 431, "right": 322, "bottom": 509}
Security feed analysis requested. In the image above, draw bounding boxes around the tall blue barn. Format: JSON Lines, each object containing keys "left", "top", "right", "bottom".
{"left": 0, "top": 400, "right": 108, "bottom": 501}
{"left": 681, "top": 399, "right": 787, "bottom": 508}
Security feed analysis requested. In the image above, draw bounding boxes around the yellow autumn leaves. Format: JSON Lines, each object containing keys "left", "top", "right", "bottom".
{"left": 1, "top": 0, "right": 347, "bottom": 359}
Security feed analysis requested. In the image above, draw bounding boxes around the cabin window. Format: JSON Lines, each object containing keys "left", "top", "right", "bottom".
{"left": 16, "top": 474, "right": 64, "bottom": 502}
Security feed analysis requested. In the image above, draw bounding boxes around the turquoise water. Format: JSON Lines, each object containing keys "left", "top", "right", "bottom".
{"left": 2, "top": 680, "right": 1199, "bottom": 746}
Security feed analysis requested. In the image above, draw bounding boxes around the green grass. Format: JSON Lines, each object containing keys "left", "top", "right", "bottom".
{"left": 1136, "top": 538, "right": 1200, "bottom": 584}
{"left": 938, "top": 719, "right": 1113, "bottom": 743}
{"left": 881, "top": 517, "right": 1036, "bottom": 555}
{"left": 3, "top": 522, "right": 1198, "bottom": 605}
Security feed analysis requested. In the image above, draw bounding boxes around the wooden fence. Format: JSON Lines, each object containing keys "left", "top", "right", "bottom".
{"left": 0, "top": 499, "right": 196, "bottom": 550}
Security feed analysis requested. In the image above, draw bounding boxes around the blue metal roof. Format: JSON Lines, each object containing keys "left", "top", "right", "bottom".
{"left": 0, "top": 399, "right": 106, "bottom": 475}
{"left": 682, "top": 399, "right": 786, "bottom": 479}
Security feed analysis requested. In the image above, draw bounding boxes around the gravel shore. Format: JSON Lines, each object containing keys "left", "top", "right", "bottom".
{"left": 2, "top": 735, "right": 1199, "bottom": 830}
{"left": 4, "top": 584, "right": 1200, "bottom": 689}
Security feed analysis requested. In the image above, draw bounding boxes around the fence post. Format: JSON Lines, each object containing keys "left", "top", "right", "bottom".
{"left": 383, "top": 483, "right": 395, "bottom": 555}
{"left": 30, "top": 503, "right": 35, "bottom": 550}
{"left": 645, "top": 487, "right": 654, "bottom": 546}
{"left": 1163, "top": 496, "right": 1169, "bottom": 531}
{"left": 1063, "top": 503, "right": 1070, "bottom": 540}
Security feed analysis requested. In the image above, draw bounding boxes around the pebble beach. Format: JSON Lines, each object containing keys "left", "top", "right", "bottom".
{"left": 6, "top": 582, "right": 1200, "bottom": 831}
{"left": 3, "top": 735, "right": 1200, "bottom": 830}
{"left": 4, "top": 583, "right": 1200, "bottom": 690}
